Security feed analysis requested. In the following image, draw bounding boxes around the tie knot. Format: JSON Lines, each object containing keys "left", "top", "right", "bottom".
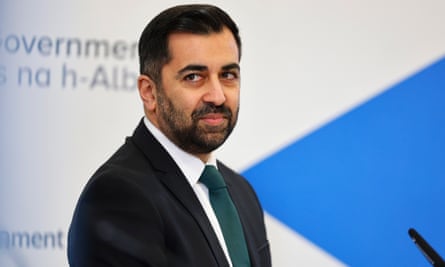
{"left": 199, "top": 165, "right": 226, "bottom": 190}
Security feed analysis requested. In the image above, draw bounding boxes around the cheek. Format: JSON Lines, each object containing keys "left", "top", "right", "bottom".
{"left": 174, "top": 94, "right": 202, "bottom": 115}
{"left": 225, "top": 90, "right": 240, "bottom": 108}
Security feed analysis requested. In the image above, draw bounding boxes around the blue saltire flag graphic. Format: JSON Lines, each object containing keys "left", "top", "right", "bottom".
{"left": 243, "top": 57, "right": 445, "bottom": 266}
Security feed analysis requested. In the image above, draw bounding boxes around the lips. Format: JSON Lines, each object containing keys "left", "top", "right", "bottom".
{"left": 199, "top": 113, "right": 227, "bottom": 126}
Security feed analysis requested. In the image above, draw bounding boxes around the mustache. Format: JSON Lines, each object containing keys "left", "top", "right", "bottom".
{"left": 192, "top": 103, "right": 232, "bottom": 119}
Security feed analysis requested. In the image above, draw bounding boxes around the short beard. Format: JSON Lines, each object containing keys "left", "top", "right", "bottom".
{"left": 156, "top": 89, "right": 238, "bottom": 155}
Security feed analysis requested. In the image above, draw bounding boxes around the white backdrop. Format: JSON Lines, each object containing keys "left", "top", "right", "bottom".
{"left": 1, "top": 0, "right": 445, "bottom": 266}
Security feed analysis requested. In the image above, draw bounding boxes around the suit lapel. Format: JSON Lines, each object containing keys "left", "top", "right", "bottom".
{"left": 160, "top": 172, "right": 229, "bottom": 266}
{"left": 130, "top": 119, "right": 229, "bottom": 267}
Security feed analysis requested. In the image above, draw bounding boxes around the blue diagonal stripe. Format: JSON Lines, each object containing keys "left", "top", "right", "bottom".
{"left": 243, "top": 56, "right": 445, "bottom": 266}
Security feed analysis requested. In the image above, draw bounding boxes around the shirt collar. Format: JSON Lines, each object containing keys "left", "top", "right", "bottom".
{"left": 143, "top": 117, "right": 216, "bottom": 186}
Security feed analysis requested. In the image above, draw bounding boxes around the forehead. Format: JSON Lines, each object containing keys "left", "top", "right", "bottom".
{"left": 166, "top": 28, "right": 240, "bottom": 67}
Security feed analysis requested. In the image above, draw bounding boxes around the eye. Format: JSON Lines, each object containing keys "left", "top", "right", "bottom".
{"left": 183, "top": 73, "right": 202, "bottom": 82}
{"left": 220, "top": 71, "right": 239, "bottom": 80}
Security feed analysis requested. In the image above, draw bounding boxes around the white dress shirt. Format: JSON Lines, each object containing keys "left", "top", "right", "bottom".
{"left": 143, "top": 117, "right": 233, "bottom": 266}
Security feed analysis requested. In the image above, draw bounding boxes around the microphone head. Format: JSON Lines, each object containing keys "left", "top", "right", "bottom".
{"left": 408, "top": 228, "right": 445, "bottom": 267}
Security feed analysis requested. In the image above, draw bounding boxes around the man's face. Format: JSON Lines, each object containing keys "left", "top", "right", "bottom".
{"left": 154, "top": 28, "right": 240, "bottom": 156}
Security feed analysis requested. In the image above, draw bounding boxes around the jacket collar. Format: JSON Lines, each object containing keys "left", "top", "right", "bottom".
{"left": 130, "top": 118, "right": 230, "bottom": 267}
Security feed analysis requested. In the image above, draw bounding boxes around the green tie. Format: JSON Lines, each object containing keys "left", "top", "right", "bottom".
{"left": 200, "top": 165, "right": 251, "bottom": 267}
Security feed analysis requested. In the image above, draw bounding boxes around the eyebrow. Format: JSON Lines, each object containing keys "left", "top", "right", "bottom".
{"left": 176, "top": 63, "right": 241, "bottom": 78}
{"left": 177, "top": 64, "right": 208, "bottom": 77}
{"left": 222, "top": 63, "right": 240, "bottom": 71}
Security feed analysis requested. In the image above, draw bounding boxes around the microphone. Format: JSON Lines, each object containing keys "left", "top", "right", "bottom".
{"left": 408, "top": 228, "right": 445, "bottom": 267}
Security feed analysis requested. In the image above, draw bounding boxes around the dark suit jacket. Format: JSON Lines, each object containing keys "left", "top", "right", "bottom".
{"left": 68, "top": 119, "right": 271, "bottom": 267}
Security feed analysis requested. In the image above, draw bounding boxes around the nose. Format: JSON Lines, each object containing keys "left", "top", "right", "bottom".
{"left": 203, "top": 76, "right": 226, "bottom": 106}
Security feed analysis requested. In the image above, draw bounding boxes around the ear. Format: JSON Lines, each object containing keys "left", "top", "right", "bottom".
{"left": 138, "top": 74, "right": 157, "bottom": 112}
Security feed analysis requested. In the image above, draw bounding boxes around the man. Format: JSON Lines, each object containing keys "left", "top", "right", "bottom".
{"left": 68, "top": 4, "right": 271, "bottom": 267}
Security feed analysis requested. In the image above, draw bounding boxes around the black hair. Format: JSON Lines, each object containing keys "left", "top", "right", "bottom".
{"left": 138, "top": 4, "right": 241, "bottom": 86}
